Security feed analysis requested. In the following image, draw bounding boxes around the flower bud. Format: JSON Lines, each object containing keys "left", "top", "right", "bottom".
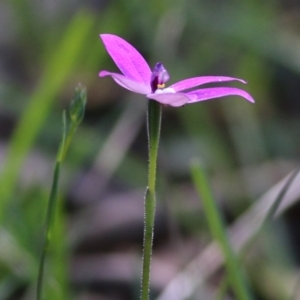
{"left": 69, "top": 84, "right": 87, "bottom": 124}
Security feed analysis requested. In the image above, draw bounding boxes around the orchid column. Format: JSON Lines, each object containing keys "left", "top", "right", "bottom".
{"left": 99, "top": 34, "right": 254, "bottom": 300}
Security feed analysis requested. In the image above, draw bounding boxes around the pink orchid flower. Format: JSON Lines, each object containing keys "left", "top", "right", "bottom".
{"left": 99, "top": 34, "right": 254, "bottom": 107}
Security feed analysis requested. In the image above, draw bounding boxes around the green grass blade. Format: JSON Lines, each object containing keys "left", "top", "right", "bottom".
{"left": 0, "top": 11, "right": 94, "bottom": 219}
{"left": 190, "top": 159, "right": 253, "bottom": 300}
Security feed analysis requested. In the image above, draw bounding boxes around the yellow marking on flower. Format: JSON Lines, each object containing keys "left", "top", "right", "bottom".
{"left": 157, "top": 83, "right": 165, "bottom": 89}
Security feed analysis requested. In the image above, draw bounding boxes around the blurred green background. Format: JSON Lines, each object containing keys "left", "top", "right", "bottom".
{"left": 1, "top": 0, "right": 300, "bottom": 299}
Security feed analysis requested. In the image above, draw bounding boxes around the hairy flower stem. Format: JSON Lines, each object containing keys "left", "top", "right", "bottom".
{"left": 141, "top": 101, "right": 162, "bottom": 300}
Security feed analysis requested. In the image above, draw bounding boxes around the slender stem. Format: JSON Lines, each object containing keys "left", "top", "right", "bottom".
{"left": 37, "top": 115, "right": 79, "bottom": 300}
{"left": 37, "top": 162, "right": 61, "bottom": 300}
{"left": 36, "top": 85, "right": 86, "bottom": 300}
{"left": 141, "top": 101, "right": 162, "bottom": 300}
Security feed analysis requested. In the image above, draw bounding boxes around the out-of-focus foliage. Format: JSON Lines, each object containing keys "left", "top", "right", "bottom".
{"left": 1, "top": 0, "right": 300, "bottom": 299}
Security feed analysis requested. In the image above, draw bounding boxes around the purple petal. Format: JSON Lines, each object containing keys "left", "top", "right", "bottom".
{"left": 99, "top": 70, "right": 151, "bottom": 94}
{"left": 100, "top": 34, "right": 151, "bottom": 85}
{"left": 147, "top": 92, "right": 191, "bottom": 107}
{"left": 187, "top": 87, "right": 255, "bottom": 103}
{"left": 170, "top": 76, "right": 247, "bottom": 92}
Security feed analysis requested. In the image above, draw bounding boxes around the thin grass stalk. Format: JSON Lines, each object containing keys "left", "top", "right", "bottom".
{"left": 36, "top": 162, "right": 61, "bottom": 300}
{"left": 37, "top": 86, "right": 86, "bottom": 300}
{"left": 191, "top": 160, "right": 253, "bottom": 300}
{"left": 36, "top": 112, "right": 67, "bottom": 300}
